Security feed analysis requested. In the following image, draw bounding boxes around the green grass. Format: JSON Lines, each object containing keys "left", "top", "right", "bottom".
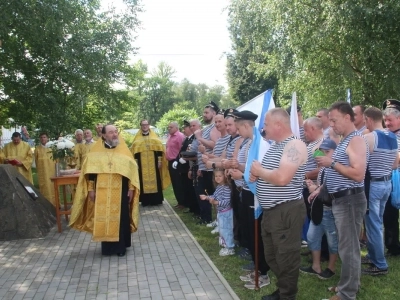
{"left": 164, "top": 186, "right": 400, "bottom": 300}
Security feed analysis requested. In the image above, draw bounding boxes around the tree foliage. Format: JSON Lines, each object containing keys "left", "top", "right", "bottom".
{"left": 0, "top": 0, "right": 141, "bottom": 138}
{"left": 156, "top": 107, "right": 198, "bottom": 135}
{"left": 227, "top": 0, "right": 400, "bottom": 111}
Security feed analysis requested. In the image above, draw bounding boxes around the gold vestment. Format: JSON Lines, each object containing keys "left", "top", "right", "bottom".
{"left": 34, "top": 145, "right": 56, "bottom": 205}
{"left": 70, "top": 139, "right": 140, "bottom": 242}
{"left": 3, "top": 141, "right": 33, "bottom": 183}
{"left": 130, "top": 130, "right": 170, "bottom": 193}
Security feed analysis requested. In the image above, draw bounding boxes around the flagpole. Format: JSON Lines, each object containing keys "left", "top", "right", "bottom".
{"left": 254, "top": 217, "right": 259, "bottom": 290}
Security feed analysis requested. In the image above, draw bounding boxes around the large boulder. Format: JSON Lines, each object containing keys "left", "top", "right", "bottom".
{"left": 0, "top": 165, "right": 56, "bottom": 240}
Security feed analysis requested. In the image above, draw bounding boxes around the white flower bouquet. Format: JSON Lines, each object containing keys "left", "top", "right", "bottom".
{"left": 45, "top": 139, "right": 75, "bottom": 161}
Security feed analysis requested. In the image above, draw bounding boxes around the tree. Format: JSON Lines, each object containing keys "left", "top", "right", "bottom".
{"left": 0, "top": 0, "right": 141, "bottom": 137}
{"left": 156, "top": 107, "right": 198, "bottom": 135}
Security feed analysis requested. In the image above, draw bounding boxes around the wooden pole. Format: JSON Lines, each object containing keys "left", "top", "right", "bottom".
{"left": 254, "top": 217, "right": 259, "bottom": 290}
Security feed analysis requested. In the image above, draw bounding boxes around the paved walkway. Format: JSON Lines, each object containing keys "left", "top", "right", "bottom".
{"left": 0, "top": 202, "right": 239, "bottom": 300}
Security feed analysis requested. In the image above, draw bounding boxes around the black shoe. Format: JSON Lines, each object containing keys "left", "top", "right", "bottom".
{"left": 299, "top": 266, "right": 321, "bottom": 276}
{"left": 117, "top": 252, "right": 126, "bottom": 257}
{"left": 318, "top": 268, "right": 335, "bottom": 280}
{"left": 242, "top": 261, "right": 255, "bottom": 271}
{"left": 362, "top": 264, "right": 388, "bottom": 276}
{"left": 196, "top": 220, "right": 208, "bottom": 225}
{"left": 261, "top": 289, "right": 280, "bottom": 300}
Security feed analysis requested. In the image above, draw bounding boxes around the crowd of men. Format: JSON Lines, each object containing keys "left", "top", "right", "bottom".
{"left": 2, "top": 98, "right": 400, "bottom": 299}
{"left": 164, "top": 100, "right": 400, "bottom": 300}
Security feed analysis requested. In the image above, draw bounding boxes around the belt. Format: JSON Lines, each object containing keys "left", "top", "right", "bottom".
{"left": 329, "top": 187, "right": 364, "bottom": 200}
{"left": 370, "top": 175, "right": 392, "bottom": 182}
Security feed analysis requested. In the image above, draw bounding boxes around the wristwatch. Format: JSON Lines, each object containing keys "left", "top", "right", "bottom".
{"left": 330, "top": 160, "right": 337, "bottom": 169}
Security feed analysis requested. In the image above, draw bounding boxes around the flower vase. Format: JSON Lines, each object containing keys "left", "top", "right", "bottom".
{"left": 55, "top": 158, "right": 67, "bottom": 176}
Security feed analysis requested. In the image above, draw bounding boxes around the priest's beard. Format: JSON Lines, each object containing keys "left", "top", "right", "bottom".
{"left": 106, "top": 138, "right": 119, "bottom": 147}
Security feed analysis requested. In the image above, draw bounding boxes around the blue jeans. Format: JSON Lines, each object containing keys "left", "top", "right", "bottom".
{"left": 365, "top": 181, "right": 392, "bottom": 269}
{"left": 218, "top": 209, "right": 234, "bottom": 249}
{"left": 307, "top": 208, "right": 338, "bottom": 254}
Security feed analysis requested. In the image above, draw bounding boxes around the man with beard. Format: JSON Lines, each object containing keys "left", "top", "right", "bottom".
{"left": 70, "top": 124, "right": 140, "bottom": 257}
{"left": 130, "top": 119, "right": 170, "bottom": 206}
{"left": 191, "top": 101, "right": 221, "bottom": 224}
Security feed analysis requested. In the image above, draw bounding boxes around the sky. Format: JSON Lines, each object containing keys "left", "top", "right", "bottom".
{"left": 129, "top": 0, "right": 232, "bottom": 88}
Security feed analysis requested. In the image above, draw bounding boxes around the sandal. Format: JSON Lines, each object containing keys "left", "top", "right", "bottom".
{"left": 328, "top": 286, "right": 338, "bottom": 293}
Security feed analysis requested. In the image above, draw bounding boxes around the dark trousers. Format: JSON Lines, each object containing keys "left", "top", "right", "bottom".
{"left": 194, "top": 171, "right": 214, "bottom": 222}
{"left": 231, "top": 181, "right": 240, "bottom": 242}
{"left": 243, "top": 189, "right": 270, "bottom": 275}
{"left": 181, "top": 172, "right": 200, "bottom": 214}
{"left": 238, "top": 187, "right": 249, "bottom": 249}
{"left": 383, "top": 196, "right": 400, "bottom": 254}
{"left": 261, "top": 199, "right": 306, "bottom": 300}
{"left": 168, "top": 160, "right": 185, "bottom": 206}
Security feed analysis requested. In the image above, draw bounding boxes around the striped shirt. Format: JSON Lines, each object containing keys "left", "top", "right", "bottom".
{"left": 234, "top": 138, "right": 251, "bottom": 187}
{"left": 304, "top": 138, "right": 323, "bottom": 187}
{"left": 256, "top": 136, "right": 306, "bottom": 209}
{"left": 356, "top": 125, "right": 366, "bottom": 135}
{"left": 299, "top": 126, "right": 306, "bottom": 143}
{"left": 393, "top": 129, "right": 400, "bottom": 171}
{"left": 323, "top": 127, "right": 331, "bottom": 139}
{"left": 369, "top": 130, "right": 398, "bottom": 178}
{"left": 213, "top": 134, "right": 231, "bottom": 158}
{"left": 212, "top": 185, "right": 231, "bottom": 212}
{"left": 225, "top": 135, "right": 241, "bottom": 159}
{"left": 197, "top": 124, "right": 215, "bottom": 171}
{"left": 325, "top": 131, "right": 369, "bottom": 193}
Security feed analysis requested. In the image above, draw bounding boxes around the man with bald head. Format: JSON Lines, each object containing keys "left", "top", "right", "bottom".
{"left": 301, "top": 117, "right": 325, "bottom": 245}
{"left": 251, "top": 108, "right": 307, "bottom": 300}
{"left": 76, "top": 129, "right": 95, "bottom": 170}
{"left": 166, "top": 121, "right": 185, "bottom": 208}
{"left": 70, "top": 124, "right": 140, "bottom": 257}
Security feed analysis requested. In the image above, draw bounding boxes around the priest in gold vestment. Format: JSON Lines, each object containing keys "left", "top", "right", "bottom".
{"left": 70, "top": 125, "right": 140, "bottom": 256}
{"left": 34, "top": 133, "right": 56, "bottom": 205}
{"left": 130, "top": 120, "right": 170, "bottom": 206}
{"left": 3, "top": 132, "right": 33, "bottom": 183}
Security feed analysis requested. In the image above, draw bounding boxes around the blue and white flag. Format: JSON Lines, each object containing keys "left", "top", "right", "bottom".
{"left": 237, "top": 89, "right": 275, "bottom": 130}
{"left": 290, "top": 92, "right": 300, "bottom": 138}
{"left": 346, "top": 88, "right": 351, "bottom": 104}
{"left": 241, "top": 89, "right": 275, "bottom": 219}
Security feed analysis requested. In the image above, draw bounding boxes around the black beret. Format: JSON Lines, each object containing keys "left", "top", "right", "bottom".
{"left": 382, "top": 99, "right": 400, "bottom": 111}
{"left": 205, "top": 101, "right": 219, "bottom": 112}
{"left": 182, "top": 120, "right": 190, "bottom": 127}
{"left": 224, "top": 108, "right": 238, "bottom": 118}
{"left": 286, "top": 105, "right": 301, "bottom": 115}
{"left": 232, "top": 110, "right": 258, "bottom": 121}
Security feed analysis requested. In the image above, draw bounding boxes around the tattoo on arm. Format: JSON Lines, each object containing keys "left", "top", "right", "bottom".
{"left": 287, "top": 146, "right": 300, "bottom": 164}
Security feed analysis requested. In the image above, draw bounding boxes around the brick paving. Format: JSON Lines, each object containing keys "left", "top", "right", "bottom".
{"left": 0, "top": 202, "right": 239, "bottom": 300}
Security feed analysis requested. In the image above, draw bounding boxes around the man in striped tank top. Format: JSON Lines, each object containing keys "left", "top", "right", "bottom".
{"left": 352, "top": 105, "right": 369, "bottom": 135}
{"left": 250, "top": 108, "right": 307, "bottom": 300}
{"left": 362, "top": 107, "right": 398, "bottom": 276}
{"left": 382, "top": 99, "right": 400, "bottom": 256}
{"left": 315, "top": 101, "right": 368, "bottom": 300}
{"left": 193, "top": 101, "right": 221, "bottom": 224}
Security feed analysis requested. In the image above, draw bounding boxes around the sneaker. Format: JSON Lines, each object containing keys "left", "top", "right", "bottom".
{"left": 238, "top": 248, "right": 251, "bottom": 260}
{"left": 219, "top": 248, "right": 235, "bottom": 256}
{"left": 361, "top": 257, "right": 372, "bottom": 264}
{"left": 299, "top": 266, "right": 321, "bottom": 276}
{"left": 301, "top": 240, "right": 308, "bottom": 248}
{"left": 211, "top": 226, "right": 219, "bottom": 234}
{"left": 239, "top": 271, "right": 260, "bottom": 282}
{"left": 241, "top": 262, "right": 255, "bottom": 271}
{"left": 318, "top": 268, "right": 335, "bottom": 280}
{"left": 206, "top": 220, "right": 218, "bottom": 228}
{"left": 244, "top": 275, "right": 271, "bottom": 289}
{"left": 362, "top": 265, "right": 388, "bottom": 276}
